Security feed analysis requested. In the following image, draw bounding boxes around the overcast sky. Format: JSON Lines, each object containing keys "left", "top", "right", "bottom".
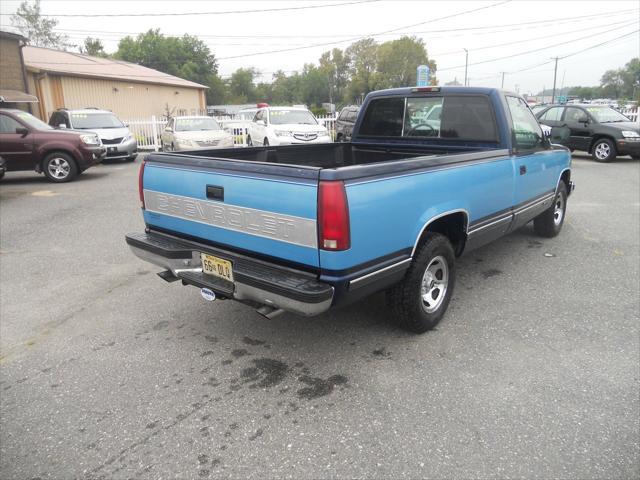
{"left": 1, "top": 0, "right": 638, "bottom": 95}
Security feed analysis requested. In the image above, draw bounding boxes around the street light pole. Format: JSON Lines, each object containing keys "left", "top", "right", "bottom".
{"left": 463, "top": 48, "right": 469, "bottom": 86}
{"left": 551, "top": 56, "right": 559, "bottom": 104}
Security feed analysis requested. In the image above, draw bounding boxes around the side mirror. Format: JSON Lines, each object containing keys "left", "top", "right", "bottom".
{"left": 165, "top": 127, "right": 173, "bottom": 132}
{"left": 577, "top": 116, "right": 589, "bottom": 124}
{"left": 124, "top": 123, "right": 130, "bottom": 128}
{"left": 15, "top": 127, "right": 29, "bottom": 137}
{"left": 58, "top": 123, "right": 67, "bottom": 129}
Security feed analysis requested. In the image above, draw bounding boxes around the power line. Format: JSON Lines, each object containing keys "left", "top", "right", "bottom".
{"left": 217, "top": 0, "right": 513, "bottom": 60}
{"left": 0, "top": 0, "right": 379, "bottom": 17}
{"left": 437, "top": 27, "right": 639, "bottom": 72}
{"left": 44, "top": 18, "right": 637, "bottom": 55}
{"left": 430, "top": 19, "right": 637, "bottom": 57}
{"left": 6, "top": 8, "right": 633, "bottom": 39}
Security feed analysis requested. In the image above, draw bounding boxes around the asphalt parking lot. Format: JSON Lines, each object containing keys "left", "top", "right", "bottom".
{"left": 1, "top": 153, "right": 638, "bottom": 479}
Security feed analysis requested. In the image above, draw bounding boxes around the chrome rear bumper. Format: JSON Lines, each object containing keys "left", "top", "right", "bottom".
{"left": 126, "top": 231, "right": 333, "bottom": 317}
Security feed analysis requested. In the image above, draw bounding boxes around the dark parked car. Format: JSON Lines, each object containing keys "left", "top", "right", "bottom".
{"left": 536, "top": 104, "right": 640, "bottom": 162}
{"left": 335, "top": 105, "right": 360, "bottom": 142}
{"left": 0, "top": 109, "right": 105, "bottom": 182}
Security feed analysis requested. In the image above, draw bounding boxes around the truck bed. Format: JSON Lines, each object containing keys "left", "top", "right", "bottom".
{"left": 167, "top": 142, "right": 497, "bottom": 170}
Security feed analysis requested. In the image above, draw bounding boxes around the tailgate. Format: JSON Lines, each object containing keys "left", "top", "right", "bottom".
{"left": 141, "top": 155, "right": 321, "bottom": 267}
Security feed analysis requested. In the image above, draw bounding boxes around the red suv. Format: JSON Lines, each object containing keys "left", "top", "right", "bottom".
{"left": 0, "top": 109, "right": 106, "bottom": 182}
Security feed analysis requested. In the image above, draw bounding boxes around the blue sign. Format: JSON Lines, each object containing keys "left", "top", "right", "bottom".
{"left": 557, "top": 95, "right": 567, "bottom": 104}
{"left": 417, "top": 65, "right": 430, "bottom": 87}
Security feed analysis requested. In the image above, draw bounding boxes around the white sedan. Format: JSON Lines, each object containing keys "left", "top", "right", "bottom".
{"left": 247, "top": 107, "right": 331, "bottom": 147}
{"left": 161, "top": 116, "right": 234, "bottom": 151}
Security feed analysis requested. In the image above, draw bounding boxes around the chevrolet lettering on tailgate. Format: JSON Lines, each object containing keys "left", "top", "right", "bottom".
{"left": 144, "top": 190, "right": 317, "bottom": 248}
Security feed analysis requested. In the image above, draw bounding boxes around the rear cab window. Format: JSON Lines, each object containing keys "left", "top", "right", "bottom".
{"left": 359, "top": 94, "right": 499, "bottom": 142}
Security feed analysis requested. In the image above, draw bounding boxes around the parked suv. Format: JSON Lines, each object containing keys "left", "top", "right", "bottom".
{"left": 0, "top": 109, "right": 105, "bottom": 182}
{"left": 247, "top": 106, "right": 331, "bottom": 146}
{"left": 49, "top": 108, "right": 137, "bottom": 161}
{"left": 335, "top": 105, "right": 360, "bottom": 142}
{"left": 536, "top": 104, "right": 640, "bottom": 162}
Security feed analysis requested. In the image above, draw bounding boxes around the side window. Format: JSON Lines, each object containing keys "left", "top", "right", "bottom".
{"left": 506, "top": 96, "right": 544, "bottom": 151}
{"left": 0, "top": 114, "right": 23, "bottom": 133}
{"left": 540, "top": 107, "right": 564, "bottom": 122}
{"left": 440, "top": 95, "right": 498, "bottom": 141}
{"left": 564, "top": 107, "right": 587, "bottom": 123}
{"left": 359, "top": 97, "right": 405, "bottom": 137}
{"left": 49, "top": 112, "right": 59, "bottom": 126}
{"left": 338, "top": 109, "right": 348, "bottom": 121}
{"left": 253, "top": 110, "right": 263, "bottom": 122}
{"left": 347, "top": 111, "right": 357, "bottom": 122}
{"left": 404, "top": 96, "right": 443, "bottom": 137}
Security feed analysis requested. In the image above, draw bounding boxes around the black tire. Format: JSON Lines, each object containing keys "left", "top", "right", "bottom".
{"left": 591, "top": 138, "right": 616, "bottom": 163}
{"left": 125, "top": 155, "right": 137, "bottom": 162}
{"left": 533, "top": 182, "right": 568, "bottom": 238}
{"left": 263, "top": 138, "right": 269, "bottom": 146}
{"left": 247, "top": 136, "right": 253, "bottom": 147}
{"left": 42, "top": 152, "right": 78, "bottom": 183}
{"left": 336, "top": 133, "right": 343, "bottom": 143}
{"left": 386, "top": 233, "right": 456, "bottom": 333}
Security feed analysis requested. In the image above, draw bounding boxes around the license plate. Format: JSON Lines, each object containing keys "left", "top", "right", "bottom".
{"left": 108, "top": 147, "right": 117, "bottom": 152}
{"left": 200, "top": 253, "right": 233, "bottom": 282}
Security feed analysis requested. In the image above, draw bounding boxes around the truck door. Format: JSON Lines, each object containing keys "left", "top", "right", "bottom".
{"left": 506, "top": 96, "right": 564, "bottom": 230}
{"left": 563, "top": 106, "right": 593, "bottom": 151}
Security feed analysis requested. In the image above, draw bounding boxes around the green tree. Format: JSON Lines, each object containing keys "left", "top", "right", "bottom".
{"left": 345, "top": 38, "right": 378, "bottom": 103}
{"left": 299, "top": 63, "right": 329, "bottom": 107}
{"left": 319, "top": 48, "right": 351, "bottom": 106}
{"left": 115, "top": 29, "right": 224, "bottom": 104}
{"left": 228, "top": 68, "right": 258, "bottom": 104}
{"left": 374, "top": 36, "right": 435, "bottom": 90}
{"left": 80, "top": 37, "right": 108, "bottom": 58}
{"left": 10, "top": 0, "right": 71, "bottom": 49}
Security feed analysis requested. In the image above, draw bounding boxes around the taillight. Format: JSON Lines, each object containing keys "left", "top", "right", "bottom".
{"left": 318, "top": 180, "right": 350, "bottom": 251}
{"left": 138, "top": 160, "right": 146, "bottom": 209}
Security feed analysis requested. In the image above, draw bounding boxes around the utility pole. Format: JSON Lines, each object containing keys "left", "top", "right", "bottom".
{"left": 501, "top": 72, "right": 505, "bottom": 89}
{"left": 463, "top": 48, "right": 469, "bottom": 86}
{"left": 551, "top": 57, "right": 559, "bottom": 104}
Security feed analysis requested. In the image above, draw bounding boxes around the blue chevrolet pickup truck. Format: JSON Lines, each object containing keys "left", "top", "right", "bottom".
{"left": 126, "top": 86, "right": 573, "bottom": 333}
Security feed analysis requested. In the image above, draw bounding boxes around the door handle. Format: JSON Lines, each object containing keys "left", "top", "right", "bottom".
{"left": 206, "top": 185, "right": 224, "bottom": 201}
{"left": 519, "top": 165, "right": 527, "bottom": 175}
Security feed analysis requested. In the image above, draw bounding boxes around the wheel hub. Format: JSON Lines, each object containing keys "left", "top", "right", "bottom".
{"left": 420, "top": 255, "right": 449, "bottom": 314}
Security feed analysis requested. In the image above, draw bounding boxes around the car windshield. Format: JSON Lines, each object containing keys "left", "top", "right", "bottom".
{"left": 175, "top": 117, "right": 220, "bottom": 131}
{"left": 269, "top": 110, "right": 317, "bottom": 125}
{"left": 14, "top": 111, "right": 53, "bottom": 130}
{"left": 71, "top": 112, "right": 124, "bottom": 129}
{"left": 586, "top": 107, "right": 630, "bottom": 123}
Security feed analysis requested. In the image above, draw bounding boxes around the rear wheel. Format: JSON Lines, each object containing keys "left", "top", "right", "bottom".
{"left": 534, "top": 182, "right": 567, "bottom": 238}
{"left": 43, "top": 152, "right": 78, "bottom": 183}
{"left": 336, "top": 133, "right": 343, "bottom": 143}
{"left": 592, "top": 138, "right": 616, "bottom": 163}
{"left": 247, "top": 136, "right": 253, "bottom": 147}
{"left": 263, "top": 138, "right": 269, "bottom": 146}
{"left": 386, "top": 233, "right": 456, "bottom": 333}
